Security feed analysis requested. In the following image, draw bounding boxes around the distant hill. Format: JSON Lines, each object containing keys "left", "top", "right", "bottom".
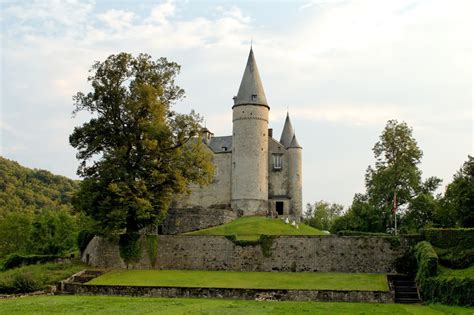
{"left": 0, "top": 156, "right": 79, "bottom": 215}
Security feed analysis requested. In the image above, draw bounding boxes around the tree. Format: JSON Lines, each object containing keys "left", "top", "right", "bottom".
{"left": 305, "top": 200, "right": 343, "bottom": 231}
{"left": 70, "top": 53, "right": 214, "bottom": 256}
{"left": 441, "top": 156, "right": 474, "bottom": 227}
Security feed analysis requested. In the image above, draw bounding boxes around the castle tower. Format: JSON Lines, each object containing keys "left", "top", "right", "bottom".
{"left": 231, "top": 48, "right": 269, "bottom": 215}
{"left": 288, "top": 134, "right": 303, "bottom": 218}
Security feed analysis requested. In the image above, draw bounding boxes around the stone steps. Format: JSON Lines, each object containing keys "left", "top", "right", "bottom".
{"left": 391, "top": 275, "right": 421, "bottom": 304}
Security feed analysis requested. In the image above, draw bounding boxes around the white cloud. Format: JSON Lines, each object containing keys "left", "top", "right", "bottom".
{"left": 146, "top": 0, "right": 176, "bottom": 25}
{"left": 98, "top": 9, "right": 136, "bottom": 30}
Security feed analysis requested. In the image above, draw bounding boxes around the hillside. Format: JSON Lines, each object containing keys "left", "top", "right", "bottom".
{"left": 0, "top": 156, "right": 79, "bottom": 214}
{"left": 0, "top": 156, "right": 81, "bottom": 257}
{"left": 184, "top": 216, "right": 326, "bottom": 240}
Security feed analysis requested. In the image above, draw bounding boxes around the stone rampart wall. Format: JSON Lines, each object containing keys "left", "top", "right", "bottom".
{"left": 162, "top": 207, "right": 237, "bottom": 234}
{"left": 82, "top": 235, "right": 408, "bottom": 273}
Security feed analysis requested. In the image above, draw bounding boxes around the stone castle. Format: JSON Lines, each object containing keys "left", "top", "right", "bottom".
{"left": 175, "top": 48, "right": 303, "bottom": 218}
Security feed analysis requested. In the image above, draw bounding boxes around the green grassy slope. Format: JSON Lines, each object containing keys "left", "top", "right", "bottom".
{"left": 1, "top": 296, "right": 472, "bottom": 315}
{"left": 87, "top": 269, "right": 388, "bottom": 291}
{"left": 184, "top": 216, "right": 325, "bottom": 239}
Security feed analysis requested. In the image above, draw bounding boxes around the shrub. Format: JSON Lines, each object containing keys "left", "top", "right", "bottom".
{"left": 146, "top": 235, "right": 158, "bottom": 268}
{"left": 2, "top": 254, "right": 61, "bottom": 271}
{"left": 11, "top": 272, "right": 41, "bottom": 293}
{"left": 77, "top": 230, "right": 95, "bottom": 254}
{"left": 437, "top": 248, "right": 474, "bottom": 269}
{"left": 414, "top": 241, "right": 438, "bottom": 280}
{"left": 225, "top": 235, "right": 275, "bottom": 257}
{"left": 419, "top": 272, "right": 474, "bottom": 306}
{"left": 119, "top": 233, "right": 142, "bottom": 266}
{"left": 422, "top": 228, "right": 474, "bottom": 249}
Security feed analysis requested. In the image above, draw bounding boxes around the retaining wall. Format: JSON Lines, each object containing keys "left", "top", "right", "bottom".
{"left": 82, "top": 235, "right": 408, "bottom": 273}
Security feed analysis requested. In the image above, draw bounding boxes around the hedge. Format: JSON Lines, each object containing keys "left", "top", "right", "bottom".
{"left": 1, "top": 254, "right": 61, "bottom": 271}
{"left": 422, "top": 228, "right": 474, "bottom": 249}
{"left": 414, "top": 241, "right": 438, "bottom": 281}
{"left": 418, "top": 272, "right": 474, "bottom": 306}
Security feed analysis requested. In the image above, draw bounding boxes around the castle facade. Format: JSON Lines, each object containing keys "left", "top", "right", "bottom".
{"left": 177, "top": 48, "right": 302, "bottom": 218}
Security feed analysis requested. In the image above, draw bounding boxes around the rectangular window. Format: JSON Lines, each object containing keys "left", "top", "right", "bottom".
{"left": 273, "top": 154, "right": 282, "bottom": 170}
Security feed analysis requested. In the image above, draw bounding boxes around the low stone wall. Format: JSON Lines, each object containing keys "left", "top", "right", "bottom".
{"left": 162, "top": 207, "right": 237, "bottom": 234}
{"left": 71, "top": 284, "right": 393, "bottom": 303}
{"left": 82, "top": 235, "right": 408, "bottom": 273}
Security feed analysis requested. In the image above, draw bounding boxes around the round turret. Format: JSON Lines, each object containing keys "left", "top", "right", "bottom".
{"left": 288, "top": 134, "right": 302, "bottom": 218}
{"left": 231, "top": 48, "right": 269, "bottom": 215}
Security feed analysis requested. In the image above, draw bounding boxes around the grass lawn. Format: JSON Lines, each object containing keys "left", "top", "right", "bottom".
{"left": 0, "top": 260, "right": 86, "bottom": 294}
{"left": 86, "top": 269, "right": 389, "bottom": 291}
{"left": 1, "top": 296, "right": 473, "bottom": 315}
{"left": 437, "top": 265, "right": 474, "bottom": 279}
{"left": 184, "top": 216, "right": 325, "bottom": 240}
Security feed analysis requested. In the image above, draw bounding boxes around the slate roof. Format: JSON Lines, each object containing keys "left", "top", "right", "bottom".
{"left": 288, "top": 134, "right": 302, "bottom": 149}
{"left": 208, "top": 136, "right": 232, "bottom": 153}
{"left": 233, "top": 48, "right": 268, "bottom": 108}
{"left": 279, "top": 112, "right": 295, "bottom": 148}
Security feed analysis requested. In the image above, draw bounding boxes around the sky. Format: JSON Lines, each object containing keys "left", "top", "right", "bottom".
{"left": 1, "top": 0, "right": 472, "bottom": 207}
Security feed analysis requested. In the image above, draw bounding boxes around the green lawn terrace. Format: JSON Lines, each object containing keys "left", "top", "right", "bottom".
{"left": 2, "top": 296, "right": 472, "bottom": 315}
{"left": 86, "top": 269, "right": 389, "bottom": 292}
{"left": 184, "top": 215, "right": 326, "bottom": 240}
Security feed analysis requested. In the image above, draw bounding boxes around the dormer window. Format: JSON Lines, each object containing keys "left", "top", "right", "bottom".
{"left": 273, "top": 154, "right": 282, "bottom": 170}
{"left": 222, "top": 146, "right": 228, "bottom": 151}
{"left": 251, "top": 94, "right": 257, "bottom": 101}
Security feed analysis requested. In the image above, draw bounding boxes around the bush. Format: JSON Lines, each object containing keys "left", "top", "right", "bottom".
{"left": 2, "top": 254, "right": 61, "bottom": 271}
{"left": 437, "top": 248, "right": 474, "bottom": 269}
{"left": 414, "top": 241, "right": 438, "bottom": 281}
{"left": 225, "top": 235, "right": 275, "bottom": 258}
{"left": 419, "top": 272, "right": 474, "bottom": 306}
{"left": 77, "top": 230, "right": 95, "bottom": 254}
{"left": 422, "top": 228, "right": 474, "bottom": 249}
{"left": 119, "top": 233, "right": 142, "bottom": 266}
{"left": 146, "top": 235, "right": 158, "bottom": 268}
{"left": 11, "top": 272, "right": 41, "bottom": 293}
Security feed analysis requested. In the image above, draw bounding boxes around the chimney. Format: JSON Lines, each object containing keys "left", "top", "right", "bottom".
{"left": 268, "top": 128, "right": 273, "bottom": 138}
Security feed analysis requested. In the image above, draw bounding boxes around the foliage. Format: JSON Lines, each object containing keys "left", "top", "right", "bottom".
{"left": 70, "top": 53, "right": 214, "bottom": 238}
{"left": 186, "top": 216, "right": 325, "bottom": 240}
{"left": 1, "top": 296, "right": 473, "bottom": 315}
{"left": 0, "top": 157, "right": 81, "bottom": 258}
{"left": 29, "top": 208, "right": 79, "bottom": 255}
{"left": 1, "top": 253, "right": 61, "bottom": 271}
{"left": 0, "top": 260, "right": 85, "bottom": 294}
{"left": 77, "top": 230, "right": 96, "bottom": 254}
{"left": 418, "top": 266, "right": 474, "bottom": 306}
{"left": 414, "top": 241, "right": 438, "bottom": 281}
{"left": 424, "top": 228, "right": 474, "bottom": 269}
{"left": 304, "top": 201, "right": 343, "bottom": 231}
{"left": 441, "top": 156, "right": 474, "bottom": 227}
{"left": 87, "top": 269, "right": 389, "bottom": 291}
{"left": 332, "top": 120, "right": 441, "bottom": 233}
{"left": 118, "top": 233, "right": 142, "bottom": 267}
{"left": 334, "top": 230, "right": 389, "bottom": 237}
{"left": 422, "top": 228, "right": 474, "bottom": 249}
{"left": 146, "top": 235, "right": 158, "bottom": 268}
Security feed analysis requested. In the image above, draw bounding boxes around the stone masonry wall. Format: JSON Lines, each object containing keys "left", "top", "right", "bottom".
{"left": 82, "top": 235, "right": 408, "bottom": 273}
{"left": 162, "top": 207, "right": 237, "bottom": 234}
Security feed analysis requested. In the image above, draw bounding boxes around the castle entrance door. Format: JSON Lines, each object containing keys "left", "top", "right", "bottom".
{"left": 276, "top": 201, "right": 284, "bottom": 215}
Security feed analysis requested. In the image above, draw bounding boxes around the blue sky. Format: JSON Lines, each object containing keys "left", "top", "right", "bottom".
{"left": 1, "top": 0, "right": 472, "bottom": 207}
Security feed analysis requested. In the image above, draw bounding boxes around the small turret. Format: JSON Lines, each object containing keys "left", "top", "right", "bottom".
{"left": 287, "top": 131, "right": 302, "bottom": 218}
{"left": 280, "top": 112, "right": 295, "bottom": 148}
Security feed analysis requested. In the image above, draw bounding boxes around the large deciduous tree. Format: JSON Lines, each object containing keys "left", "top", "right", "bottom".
{"left": 441, "top": 156, "right": 474, "bottom": 227}
{"left": 333, "top": 120, "right": 441, "bottom": 233}
{"left": 70, "top": 53, "right": 214, "bottom": 246}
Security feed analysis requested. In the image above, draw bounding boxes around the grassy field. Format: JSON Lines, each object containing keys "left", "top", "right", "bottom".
{"left": 184, "top": 216, "right": 325, "bottom": 240}
{"left": 0, "top": 260, "right": 86, "bottom": 294}
{"left": 1, "top": 296, "right": 473, "bottom": 314}
{"left": 86, "top": 269, "right": 389, "bottom": 291}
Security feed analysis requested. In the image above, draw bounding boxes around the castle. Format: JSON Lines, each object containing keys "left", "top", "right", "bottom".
{"left": 176, "top": 48, "right": 303, "bottom": 218}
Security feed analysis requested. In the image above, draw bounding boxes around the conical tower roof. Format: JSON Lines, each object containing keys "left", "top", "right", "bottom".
{"left": 288, "top": 134, "right": 302, "bottom": 149}
{"left": 233, "top": 48, "right": 268, "bottom": 108}
{"left": 280, "top": 112, "right": 295, "bottom": 148}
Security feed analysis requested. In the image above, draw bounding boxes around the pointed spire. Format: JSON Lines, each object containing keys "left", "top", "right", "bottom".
{"left": 233, "top": 48, "right": 268, "bottom": 107}
{"left": 288, "top": 134, "right": 302, "bottom": 149}
{"left": 280, "top": 112, "right": 295, "bottom": 148}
